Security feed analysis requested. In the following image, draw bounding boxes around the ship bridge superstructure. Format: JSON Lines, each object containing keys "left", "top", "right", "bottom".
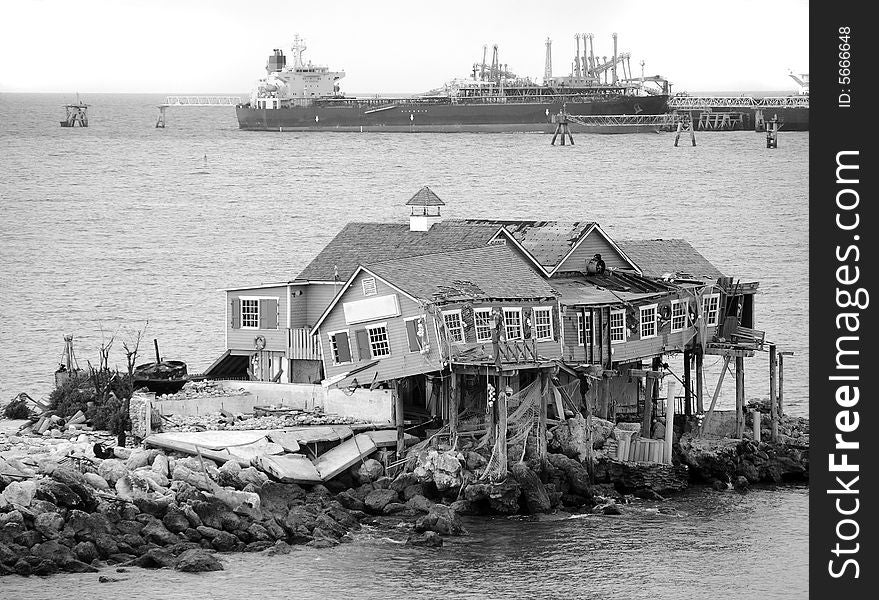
{"left": 251, "top": 35, "right": 345, "bottom": 109}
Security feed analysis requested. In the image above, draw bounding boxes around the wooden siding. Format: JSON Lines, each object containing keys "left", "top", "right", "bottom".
{"left": 227, "top": 286, "right": 288, "bottom": 353}
{"left": 306, "top": 283, "right": 342, "bottom": 327}
{"left": 318, "top": 273, "right": 443, "bottom": 382}
{"left": 554, "top": 230, "right": 634, "bottom": 273}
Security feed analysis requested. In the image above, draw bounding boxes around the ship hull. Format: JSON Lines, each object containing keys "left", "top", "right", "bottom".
{"left": 236, "top": 95, "right": 670, "bottom": 133}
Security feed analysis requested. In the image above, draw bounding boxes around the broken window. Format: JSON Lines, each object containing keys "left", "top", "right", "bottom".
{"left": 671, "top": 299, "right": 689, "bottom": 332}
{"left": 329, "top": 330, "right": 352, "bottom": 364}
{"left": 701, "top": 293, "right": 721, "bottom": 326}
{"left": 443, "top": 310, "right": 465, "bottom": 343}
{"left": 474, "top": 308, "right": 492, "bottom": 342}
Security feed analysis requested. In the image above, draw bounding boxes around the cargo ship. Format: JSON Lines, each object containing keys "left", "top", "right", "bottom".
{"left": 236, "top": 35, "right": 670, "bottom": 133}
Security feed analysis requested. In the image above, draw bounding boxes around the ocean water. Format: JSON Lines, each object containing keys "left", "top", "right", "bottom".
{"left": 0, "top": 93, "right": 808, "bottom": 598}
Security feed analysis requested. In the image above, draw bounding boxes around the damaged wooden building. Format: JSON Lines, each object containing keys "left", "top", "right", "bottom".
{"left": 205, "top": 186, "right": 764, "bottom": 453}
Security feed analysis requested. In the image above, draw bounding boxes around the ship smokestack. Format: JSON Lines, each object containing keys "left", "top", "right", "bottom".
{"left": 612, "top": 32, "right": 618, "bottom": 85}
{"left": 544, "top": 37, "right": 552, "bottom": 83}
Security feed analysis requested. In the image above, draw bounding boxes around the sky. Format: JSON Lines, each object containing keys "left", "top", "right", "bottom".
{"left": 0, "top": 0, "right": 809, "bottom": 94}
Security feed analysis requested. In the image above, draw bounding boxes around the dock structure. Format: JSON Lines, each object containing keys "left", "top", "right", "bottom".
{"left": 673, "top": 118, "right": 696, "bottom": 146}
{"left": 668, "top": 95, "right": 809, "bottom": 110}
{"left": 155, "top": 95, "right": 244, "bottom": 127}
{"left": 565, "top": 113, "right": 686, "bottom": 132}
{"left": 550, "top": 110, "right": 574, "bottom": 145}
{"left": 60, "top": 100, "right": 89, "bottom": 127}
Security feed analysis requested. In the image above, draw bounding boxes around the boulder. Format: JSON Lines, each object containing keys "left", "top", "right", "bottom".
{"left": 152, "top": 454, "right": 171, "bottom": 478}
{"left": 486, "top": 479, "right": 522, "bottom": 514}
{"left": 141, "top": 520, "right": 180, "bottom": 546}
{"left": 548, "top": 414, "right": 592, "bottom": 461}
{"left": 98, "top": 460, "right": 130, "bottom": 486}
{"left": 401, "top": 484, "right": 425, "bottom": 501}
{"left": 464, "top": 451, "right": 488, "bottom": 472}
{"left": 129, "top": 548, "right": 175, "bottom": 569}
{"left": 162, "top": 508, "right": 191, "bottom": 534}
{"left": 358, "top": 459, "right": 384, "bottom": 484}
{"left": 2, "top": 480, "right": 37, "bottom": 506}
{"left": 414, "top": 504, "right": 463, "bottom": 536}
{"left": 406, "top": 495, "right": 435, "bottom": 513}
{"left": 175, "top": 548, "right": 223, "bottom": 572}
{"left": 547, "top": 453, "right": 592, "bottom": 498}
{"left": 389, "top": 472, "right": 419, "bottom": 493}
{"left": 335, "top": 490, "right": 366, "bottom": 512}
{"left": 210, "top": 531, "right": 240, "bottom": 552}
{"left": 510, "top": 463, "right": 551, "bottom": 514}
{"left": 406, "top": 531, "right": 443, "bottom": 547}
{"left": 257, "top": 482, "right": 306, "bottom": 517}
{"left": 364, "top": 488, "right": 399, "bottom": 514}
{"left": 34, "top": 512, "right": 65, "bottom": 540}
{"left": 31, "top": 539, "right": 75, "bottom": 566}
{"left": 592, "top": 502, "right": 622, "bottom": 515}
{"left": 83, "top": 472, "right": 110, "bottom": 491}
{"left": 382, "top": 502, "right": 408, "bottom": 515}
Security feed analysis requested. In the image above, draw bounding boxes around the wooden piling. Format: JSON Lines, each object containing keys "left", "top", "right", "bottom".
{"left": 769, "top": 344, "right": 778, "bottom": 442}
{"left": 551, "top": 111, "right": 574, "bottom": 146}
{"left": 701, "top": 355, "right": 731, "bottom": 435}
{"left": 641, "top": 374, "right": 654, "bottom": 437}
{"left": 735, "top": 356, "right": 745, "bottom": 439}
{"left": 538, "top": 370, "right": 548, "bottom": 463}
{"left": 674, "top": 119, "right": 696, "bottom": 147}
{"left": 498, "top": 378, "right": 509, "bottom": 478}
{"left": 392, "top": 380, "right": 404, "bottom": 459}
{"left": 664, "top": 380, "right": 676, "bottom": 464}
{"left": 449, "top": 367, "right": 459, "bottom": 447}
{"left": 683, "top": 350, "right": 692, "bottom": 416}
{"left": 779, "top": 352, "right": 787, "bottom": 418}
{"left": 695, "top": 352, "right": 704, "bottom": 414}
{"left": 752, "top": 409, "right": 762, "bottom": 443}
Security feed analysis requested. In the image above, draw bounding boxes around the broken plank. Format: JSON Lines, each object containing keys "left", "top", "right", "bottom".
{"left": 255, "top": 454, "right": 323, "bottom": 484}
{"left": 365, "top": 429, "right": 419, "bottom": 448}
{"left": 267, "top": 432, "right": 301, "bottom": 453}
{"left": 314, "top": 433, "right": 376, "bottom": 481}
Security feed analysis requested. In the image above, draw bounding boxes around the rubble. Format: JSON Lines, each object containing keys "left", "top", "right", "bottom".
{"left": 161, "top": 408, "right": 363, "bottom": 432}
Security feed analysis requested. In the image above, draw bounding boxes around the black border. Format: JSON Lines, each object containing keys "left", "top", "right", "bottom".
{"left": 810, "top": 1, "right": 875, "bottom": 596}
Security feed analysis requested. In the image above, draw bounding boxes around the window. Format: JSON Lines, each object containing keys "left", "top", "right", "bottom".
{"left": 609, "top": 309, "right": 626, "bottom": 343}
{"left": 442, "top": 310, "right": 465, "bottom": 343}
{"left": 367, "top": 324, "right": 391, "bottom": 357}
{"left": 405, "top": 316, "right": 428, "bottom": 352}
{"left": 474, "top": 308, "right": 492, "bottom": 342}
{"left": 702, "top": 293, "right": 721, "bottom": 326}
{"left": 671, "top": 299, "right": 689, "bottom": 332}
{"left": 640, "top": 304, "right": 657, "bottom": 339}
{"left": 328, "top": 330, "right": 352, "bottom": 364}
{"left": 503, "top": 308, "right": 523, "bottom": 340}
{"left": 241, "top": 299, "right": 259, "bottom": 328}
{"left": 361, "top": 277, "right": 377, "bottom": 297}
{"left": 533, "top": 307, "right": 553, "bottom": 341}
{"left": 577, "top": 311, "right": 592, "bottom": 346}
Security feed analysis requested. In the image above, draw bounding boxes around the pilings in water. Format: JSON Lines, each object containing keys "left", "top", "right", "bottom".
{"left": 766, "top": 116, "right": 779, "bottom": 148}
{"left": 735, "top": 356, "right": 745, "bottom": 439}
{"left": 674, "top": 119, "right": 696, "bottom": 146}
{"left": 60, "top": 102, "right": 89, "bottom": 127}
{"left": 769, "top": 344, "right": 778, "bottom": 441}
{"left": 156, "top": 105, "right": 168, "bottom": 128}
{"left": 551, "top": 110, "right": 574, "bottom": 145}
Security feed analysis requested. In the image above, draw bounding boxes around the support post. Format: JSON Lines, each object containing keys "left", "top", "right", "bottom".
{"left": 487, "top": 374, "right": 497, "bottom": 446}
{"left": 735, "top": 356, "right": 745, "bottom": 439}
{"left": 769, "top": 344, "right": 778, "bottom": 442}
{"left": 752, "top": 409, "right": 762, "bottom": 443}
{"left": 701, "top": 355, "right": 731, "bottom": 435}
{"left": 778, "top": 353, "right": 786, "bottom": 418}
{"left": 393, "top": 380, "right": 404, "bottom": 459}
{"left": 695, "top": 352, "right": 704, "bottom": 414}
{"left": 641, "top": 374, "right": 654, "bottom": 437}
{"left": 538, "top": 370, "right": 548, "bottom": 463}
{"left": 664, "top": 380, "right": 676, "bottom": 464}
{"left": 683, "top": 350, "right": 692, "bottom": 416}
{"left": 449, "top": 367, "right": 459, "bottom": 447}
{"left": 498, "top": 377, "right": 509, "bottom": 478}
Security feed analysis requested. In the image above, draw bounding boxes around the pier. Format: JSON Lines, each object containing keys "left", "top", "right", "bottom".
{"left": 156, "top": 95, "right": 244, "bottom": 127}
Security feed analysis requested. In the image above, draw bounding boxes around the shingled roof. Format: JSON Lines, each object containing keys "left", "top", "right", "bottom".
{"left": 616, "top": 239, "right": 725, "bottom": 280}
{"left": 294, "top": 221, "right": 502, "bottom": 282}
{"left": 406, "top": 186, "right": 445, "bottom": 207}
{"left": 459, "top": 219, "right": 596, "bottom": 269}
{"left": 366, "top": 245, "right": 559, "bottom": 303}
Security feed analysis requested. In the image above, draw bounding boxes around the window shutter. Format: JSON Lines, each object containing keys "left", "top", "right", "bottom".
{"left": 260, "top": 299, "right": 279, "bottom": 329}
{"left": 230, "top": 298, "right": 240, "bottom": 329}
{"left": 406, "top": 319, "right": 422, "bottom": 352}
{"left": 355, "top": 329, "right": 371, "bottom": 361}
{"left": 335, "top": 332, "right": 352, "bottom": 363}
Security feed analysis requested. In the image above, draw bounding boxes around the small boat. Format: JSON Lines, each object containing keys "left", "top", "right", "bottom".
{"left": 132, "top": 339, "right": 189, "bottom": 394}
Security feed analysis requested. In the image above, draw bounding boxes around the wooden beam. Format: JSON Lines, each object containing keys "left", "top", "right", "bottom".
{"left": 449, "top": 366, "right": 459, "bottom": 447}
{"left": 538, "top": 370, "right": 548, "bottom": 463}
{"left": 683, "top": 350, "right": 692, "bottom": 417}
{"left": 641, "top": 374, "right": 654, "bottom": 437}
{"left": 769, "top": 344, "right": 778, "bottom": 442}
{"left": 700, "top": 355, "right": 731, "bottom": 435}
{"left": 735, "top": 356, "right": 745, "bottom": 439}
{"left": 664, "top": 380, "right": 676, "bottom": 464}
{"left": 392, "top": 380, "right": 404, "bottom": 459}
{"left": 498, "top": 376, "right": 508, "bottom": 478}
{"left": 695, "top": 352, "right": 704, "bottom": 414}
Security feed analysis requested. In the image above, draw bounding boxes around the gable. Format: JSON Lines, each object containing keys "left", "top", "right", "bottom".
{"left": 554, "top": 227, "right": 639, "bottom": 274}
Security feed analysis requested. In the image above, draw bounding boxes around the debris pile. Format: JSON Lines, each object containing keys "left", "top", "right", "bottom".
{"left": 162, "top": 408, "right": 363, "bottom": 433}
{"left": 156, "top": 381, "right": 248, "bottom": 402}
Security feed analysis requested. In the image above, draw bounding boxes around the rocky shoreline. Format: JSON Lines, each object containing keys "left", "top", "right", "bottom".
{"left": 1, "top": 407, "right": 809, "bottom": 579}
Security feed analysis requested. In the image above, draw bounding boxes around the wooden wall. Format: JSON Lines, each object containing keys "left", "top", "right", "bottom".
{"left": 555, "top": 229, "right": 635, "bottom": 273}
{"left": 226, "top": 286, "right": 288, "bottom": 352}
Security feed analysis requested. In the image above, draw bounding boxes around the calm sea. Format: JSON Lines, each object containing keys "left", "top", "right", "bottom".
{"left": 0, "top": 93, "right": 808, "bottom": 598}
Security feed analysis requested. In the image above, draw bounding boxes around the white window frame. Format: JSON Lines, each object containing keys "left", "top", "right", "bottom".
{"left": 366, "top": 322, "right": 391, "bottom": 357}
{"left": 404, "top": 315, "right": 429, "bottom": 353}
{"left": 361, "top": 277, "right": 377, "bottom": 297}
{"left": 327, "top": 329, "right": 352, "bottom": 365}
{"left": 503, "top": 307, "right": 523, "bottom": 341}
{"left": 702, "top": 293, "right": 721, "bottom": 327}
{"left": 442, "top": 309, "right": 466, "bottom": 344}
{"left": 240, "top": 297, "right": 260, "bottom": 329}
{"left": 609, "top": 309, "right": 626, "bottom": 344}
{"left": 639, "top": 304, "right": 658, "bottom": 340}
{"left": 577, "top": 311, "right": 592, "bottom": 346}
{"left": 474, "top": 308, "right": 492, "bottom": 342}
{"left": 533, "top": 307, "right": 553, "bottom": 341}
{"left": 671, "top": 299, "right": 689, "bottom": 332}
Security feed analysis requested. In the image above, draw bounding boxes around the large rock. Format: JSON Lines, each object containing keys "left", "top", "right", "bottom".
{"left": 210, "top": 531, "right": 240, "bottom": 552}
{"left": 129, "top": 548, "right": 175, "bottom": 569}
{"left": 175, "top": 548, "right": 223, "bottom": 572}
{"left": 162, "top": 508, "right": 191, "bottom": 534}
{"left": 33, "top": 512, "right": 65, "bottom": 540}
{"left": 406, "top": 495, "right": 435, "bottom": 513}
{"left": 358, "top": 459, "right": 384, "bottom": 484}
{"left": 414, "top": 504, "right": 463, "bottom": 536}
{"left": 257, "top": 482, "right": 306, "bottom": 517}
{"left": 336, "top": 490, "right": 366, "bottom": 512}
{"left": 31, "top": 539, "right": 75, "bottom": 566}
{"left": 141, "top": 519, "right": 181, "bottom": 546}
{"left": 83, "top": 472, "right": 110, "bottom": 491}
{"left": 511, "top": 463, "right": 551, "bottom": 513}
{"left": 486, "top": 479, "right": 521, "bottom": 514}
{"left": 548, "top": 414, "right": 592, "bottom": 461}
{"left": 406, "top": 531, "right": 443, "bottom": 547}
{"left": 547, "top": 453, "right": 592, "bottom": 498}
{"left": 98, "top": 459, "right": 130, "bottom": 486}
{"left": 364, "top": 488, "right": 399, "bottom": 514}
{"left": 2, "top": 480, "right": 37, "bottom": 506}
